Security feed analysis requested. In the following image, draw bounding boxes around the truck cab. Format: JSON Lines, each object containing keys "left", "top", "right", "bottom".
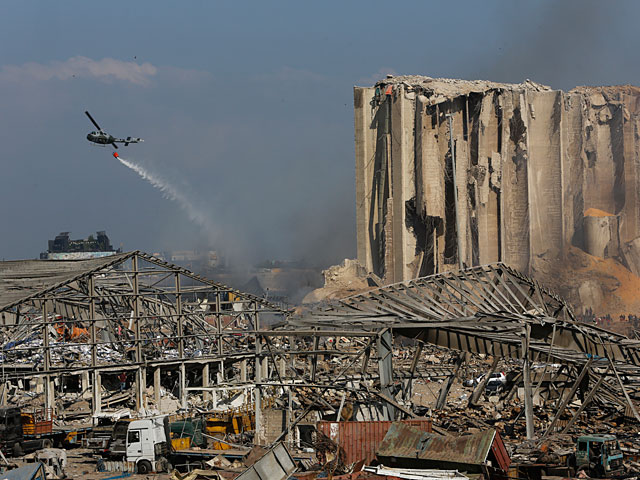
{"left": 125, "top": 417, "right": 169, "bottom": 474}
{"left": 105, "top": 418, "right": 133, "bottom": 458}
{"left": 576, "top": 434, "right": 623, "bottom": 477}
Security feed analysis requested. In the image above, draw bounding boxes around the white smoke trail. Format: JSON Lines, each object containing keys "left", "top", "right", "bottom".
{"left": 117, "top": 156, "right": 217, "bottom": 237}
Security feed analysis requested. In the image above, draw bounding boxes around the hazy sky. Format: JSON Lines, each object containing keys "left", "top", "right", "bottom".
{"left": 1, "top": 1, "right": 639, "bottom": 266}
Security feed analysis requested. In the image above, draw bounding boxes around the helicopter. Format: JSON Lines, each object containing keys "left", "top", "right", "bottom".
{"left": 85, "top": 111, "right": 143, "bottom": 156}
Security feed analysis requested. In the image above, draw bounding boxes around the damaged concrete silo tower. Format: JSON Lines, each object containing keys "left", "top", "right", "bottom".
{"left": 354, "top": 76, "right": 640, "bottom": 311}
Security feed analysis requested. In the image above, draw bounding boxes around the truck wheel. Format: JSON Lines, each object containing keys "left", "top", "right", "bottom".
{"left": 137, "top": 460, "right": 153, "bottom": 474}
{"left": 42, "top": 439, "right": 53, "bottom": 449}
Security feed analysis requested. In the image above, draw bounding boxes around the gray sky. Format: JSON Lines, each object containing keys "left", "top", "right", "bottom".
{"left": 1, "top": 0, "right": 639, "bottom": 266}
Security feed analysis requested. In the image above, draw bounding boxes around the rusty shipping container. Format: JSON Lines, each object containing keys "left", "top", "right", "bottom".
{"left": 317, "top": 419, "right": 432, "bottom": 465}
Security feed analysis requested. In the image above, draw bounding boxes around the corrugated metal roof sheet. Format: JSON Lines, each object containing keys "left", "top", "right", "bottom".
{"left": 0, "top": 253, "right": 129, "bottom": 309}
{"left": 376, "top": 422, "right": 432, "bottom": 459}
{"left": 377, "top": 423, "right": 496, "bottom": 467}
{"left": 0, "top": 462, "right": 46, "bottom": 480}
{"left": 235, "top": 442, "right": 297, "bottom": 480}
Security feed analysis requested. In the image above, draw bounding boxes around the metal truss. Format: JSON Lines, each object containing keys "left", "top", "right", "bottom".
{"left": 289, "top": 263, "right": 640, "bottom": 437}
{"left": 0, "top": 251, "right": 285, "bottom": 377}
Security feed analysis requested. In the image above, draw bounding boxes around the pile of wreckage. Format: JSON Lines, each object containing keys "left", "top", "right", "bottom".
{"left": 1, "top": 254, "right": 640, "bottom": 478}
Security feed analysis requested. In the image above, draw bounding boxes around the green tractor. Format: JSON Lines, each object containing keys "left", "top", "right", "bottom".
{"left": 575, "top": 435, "right": 623, "bottom": 478}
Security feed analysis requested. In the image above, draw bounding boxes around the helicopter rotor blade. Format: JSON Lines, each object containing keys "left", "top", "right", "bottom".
{"left": 84, "top": 111, "right": 102, "bottom": 131}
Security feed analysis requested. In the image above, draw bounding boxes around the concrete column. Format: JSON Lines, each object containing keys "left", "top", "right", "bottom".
{"left": 279, "top": 357, "right": 286, "bottom": 378}
{"left": 241, "top": 360, "right": 247, "bottom": 383}
{"left": 202, "top": 364, "right": 210, "bottom": 402}
{"left": 476, "top": 93, "right": 501, "bottom": 264}
{"left": 500, "top": 92, "right": 530, "bottom": 272}
{"left": 93, "top": 371, "right": 102, "bottom": 415}
{"left": 140, "top": 368, "right": 147, "bottom": 409}
{"left": 45, "top": 376, "right": 55, "bottom": 413}
{"left": 1, "top": 382, "right": 8, "bottom": 406}
{"left": 584, "top": 214, "right": 619, "bottom": 258}
{"left": 135, "top": 367, "right": 145, "bottom": 411}
{"left": 81, "top": 371, "right": 90, "bottom": 398}
{"left": 354, "top": 86, "right": 377, "bottom": 272}
{"left": 390, "top": 85, "right": 417, "bottom": 281}
{"left": 179, "top": 363, "right": 187, "bottom": 409}
{"left": 154, "top": 367, "right": 161, "bottom": 408}
{"left": 621, "top": 101, "right": 640, "bottom": 243}
{"left": 562, "top": 93, "right": 585, "bottom": 250}
{"left": 217, "top": 360, "right": 224, "bottom": 383}
{"left": 527, "top": 91, "right": 564, "bottom": 259}
{"left": 377, "top": 329, "right": 395, "bottom": 420}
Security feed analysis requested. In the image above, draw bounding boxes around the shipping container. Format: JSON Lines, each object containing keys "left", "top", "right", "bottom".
{"left": 317, "top": 419, "right": 432, "bottom": 465}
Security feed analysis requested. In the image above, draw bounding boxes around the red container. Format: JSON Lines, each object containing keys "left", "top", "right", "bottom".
{"left": 317, "top": 419, "right": 432, "bottom": 465}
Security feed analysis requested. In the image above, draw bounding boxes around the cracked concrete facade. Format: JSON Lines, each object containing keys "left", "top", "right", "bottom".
{"left": 354, "top": 76, "right": 640, "bottom": 304}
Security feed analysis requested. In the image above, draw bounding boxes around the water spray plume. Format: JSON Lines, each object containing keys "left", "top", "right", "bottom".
{"left": 117, "top": 155, "right": 217, "bottom": 237}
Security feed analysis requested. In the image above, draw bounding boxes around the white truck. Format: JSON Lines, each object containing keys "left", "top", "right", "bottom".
{"left": 123, "top": 415, "right": 245, "bottom": 474}
{"left": 125, "top": 416, "right": 171, "bottom": 474}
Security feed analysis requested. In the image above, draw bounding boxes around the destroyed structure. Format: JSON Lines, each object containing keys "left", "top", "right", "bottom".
{"left": 0, "top": 251, "right": 286, "bottom": 426}
{"left": 2, "top": 252, "right": 640, "bottom": 476}
{"left": 354, "top": 76, "right": 640, "bottom": 315}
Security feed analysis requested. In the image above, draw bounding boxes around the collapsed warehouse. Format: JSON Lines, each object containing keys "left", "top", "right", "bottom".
{"left": 0, "top": 252, "right": 288, "bottom": 422}
{"left": 1, "top": 252, "right": 640, "bottom": 477}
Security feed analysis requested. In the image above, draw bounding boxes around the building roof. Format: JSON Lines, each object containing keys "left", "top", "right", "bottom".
{"left": 0, "top": 253, "right": 129, "bottom": 310}
{"left": 0, "top": 251, "right": 282, "bottom": 313}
